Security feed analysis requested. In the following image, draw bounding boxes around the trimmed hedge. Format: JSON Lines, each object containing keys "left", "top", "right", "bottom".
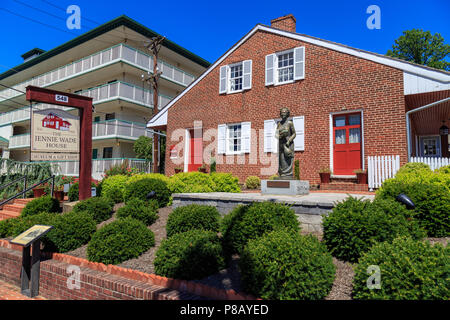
{"left": 154, "top": 229, "right": 225, "bottom": 280}
{"left": 68, "top": 182, "right": 97, "bottom": 202}
{"left": 322, "top": 196, "right": 425, "bottom": 263}
{"left": 166, "top": 204, "right": 220, "bottom": 238}
{"left": 116, "top": 198, "right": 158, "bottom": 226}
{"left": 124, "top": 177, "right": 170, "bottom": 208}
{"left": 245, "top": 176, "right": 261, "bottom": 189}
{"left": 87, "top": 217, "right": 155, "bottom": 264}
{"left": 169, "top": 172, "right": 216, "bottom": 193}
{"left": 72, "top": 196, "right": 114, "bottom": 223}
{"left": 21, "top": 195, "right": 60, "bottom": 217}
{"left": 239, "top": 230, "right": 335, "bottom": 300}
{"left": 210, "top": 172, "right": 241, "bottom": 192}
{"left": 101, "top": 175, "right": 129, "bottom": 203}
{"left": 377, "top": 178, "right": 450, "bottom": 237}
{"left": 221, "top": 202, "right": 300, "bottom": 256}
{"left": 353, "top": 237, "right": 449, "bottom": 300}
{"left": 1, "top": 211, "right": 96, "bottom": 253}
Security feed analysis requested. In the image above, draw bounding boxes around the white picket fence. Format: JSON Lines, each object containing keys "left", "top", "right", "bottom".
{"left": 367, "top": 155, "right": 400, "bottom": 190}
{"left": 410, "top": 157, "right": 450, "bottom": 171}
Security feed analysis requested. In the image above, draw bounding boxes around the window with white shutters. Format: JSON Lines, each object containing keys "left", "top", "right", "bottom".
{"left": 265, "top": 47, "right": 305, "bottom": 86}
{"left": 218, "top": 122, "right": 251, "bottom": 155}
{"left": 219, "top": 60, "right": 252, "bottom": 94}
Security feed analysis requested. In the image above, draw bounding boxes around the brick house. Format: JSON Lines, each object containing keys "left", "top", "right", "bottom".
{"left": 147, "top": 15, "right": 450, "bottom": 187}
{"left": 41, "top": 113, "right": 71, "bottom": 131}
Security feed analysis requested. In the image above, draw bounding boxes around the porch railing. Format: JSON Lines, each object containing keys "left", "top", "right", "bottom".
{"left": 410, "top": 157, "right": 450, "bottom": 170}
{"left": 367, "top": 155, "right": 400, "bottom": 190}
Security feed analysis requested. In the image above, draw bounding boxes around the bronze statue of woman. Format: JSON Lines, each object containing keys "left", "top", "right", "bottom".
{"left": 275, "top": 107, "right": 296, "bottom": 179}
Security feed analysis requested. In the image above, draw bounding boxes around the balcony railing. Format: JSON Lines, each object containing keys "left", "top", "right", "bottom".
{"left": 8, "top": 133, "right": 30, "bottom": 149}
{"left": 8, "top": 118, "right": 153, "bottom": 149}
{"left": 0, "top": 82, "right": 173, "bottom": 127}
{"left": 0, "top": 43, "right": 195, "bottom": 102}
{"left": 93, "top": 119, "right": 152, "bottom": 140}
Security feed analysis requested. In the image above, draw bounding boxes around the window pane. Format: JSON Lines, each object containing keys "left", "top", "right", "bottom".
{"left": 349, "top": 114, "right": 361, "bottom": 126}
{"left": 349, "top": 128, "right": 360, "bottom": 143}
{"left": 335, "top": 129, "right": 346, "bottom": 144}
{"left": 334, "top": 116, "right": 346, "bottom": 127}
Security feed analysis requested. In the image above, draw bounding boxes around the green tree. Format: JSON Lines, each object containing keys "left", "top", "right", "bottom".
{"left": 386, "top": 29, "right": 450, "bottom": 71}
{"left": 133, "top": 136, "right": 153, "bottom": 162}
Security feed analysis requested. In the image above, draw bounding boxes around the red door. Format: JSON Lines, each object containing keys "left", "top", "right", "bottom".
{"left": 188, "top": 129, "right": 203, "bottom": 172}
{"left": 333, "top": 113, "right": 362, "bottom": 175}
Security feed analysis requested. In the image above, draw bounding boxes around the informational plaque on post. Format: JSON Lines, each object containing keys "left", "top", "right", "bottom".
{"left": 10, "top": 225, "right": 53, "bottom": 247}
{"left": 30, "top": 108, "right": 80, "bottom": 161}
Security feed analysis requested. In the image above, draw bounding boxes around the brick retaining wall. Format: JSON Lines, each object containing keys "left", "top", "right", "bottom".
{"left": 0, "top": 240, "right": 257, "bottom": 300}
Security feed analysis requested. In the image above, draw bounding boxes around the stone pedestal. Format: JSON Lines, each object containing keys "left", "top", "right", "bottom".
{"left": 261, "top": 180, "right": 309, "bottom": 195}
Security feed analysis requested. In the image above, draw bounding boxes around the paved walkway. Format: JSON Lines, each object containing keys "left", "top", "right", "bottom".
{"left": 0, "top": 279, "right": 45, "bottom": 300}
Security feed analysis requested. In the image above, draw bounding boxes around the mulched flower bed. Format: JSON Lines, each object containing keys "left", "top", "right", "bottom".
{"left": 65, "top": 205, "right": 449, "bottom": 300}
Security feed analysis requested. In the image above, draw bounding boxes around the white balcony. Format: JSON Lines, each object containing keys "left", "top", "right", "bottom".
{"left": 0, "top": 82, "right": 172, "bottom": 126}
{"left": 8, "top": 133, "right": 30, "bottom": 149}
{"left": 0, "top": 43, "right": 195, "bottom": 103}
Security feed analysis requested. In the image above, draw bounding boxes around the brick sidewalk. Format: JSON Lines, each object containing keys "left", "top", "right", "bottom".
{"left": 0, "top": 279, "right": 46, "bottom": 300}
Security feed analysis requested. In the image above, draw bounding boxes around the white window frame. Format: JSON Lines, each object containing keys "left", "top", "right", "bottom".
{"left": 226, "top": 123, "right": 243, "bottom": 155}
{"left": 275, "top": 49, "right": 295, "bottom": 86}
{"left": 228, "top": 62, "right": 244, "bottom": 93}
{"left": 419, "top": 135, "right": 442, "bottom": 157}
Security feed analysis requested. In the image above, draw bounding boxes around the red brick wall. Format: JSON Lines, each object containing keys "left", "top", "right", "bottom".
{"left": 165, "top": 30, "right": 407, "bottom": 184}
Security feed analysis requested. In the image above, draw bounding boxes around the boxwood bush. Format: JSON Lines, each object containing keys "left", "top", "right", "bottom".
{"left": 245, "top": 176, "right": 261, "bottom": 189}
{"left": 21, "top": 195, "right": 60, "bottom": 217}
{"left": 377, "top": 179, "right": 450, "bottom": 237}
{"left": 68, "top": 182, "right": 97, "bottom": 202}
{"left": 101, "top": 175, "right": 129, "bottom": 203}
{"left": 124, "top": 177, "right": 170, "bottom": 208}
{"left": 322, "top": 196, "right": 425, "bottom": 263}
{"left": 72, "top": 196, "right": 114, "bottom": 223}
{"left": 221, "top": 202, "right": 300, "bottom": 256}
{"left": 154, "top": 229, "right": 225, "bottom": 280}
{"left": 239, "top": 229, "right": 335, "bottom": 300}
{"left": 210, "top": 172, "right": 241, "bottom": 192}
{"left": 87, "top": 217, "right": 155, "bottom": 264}
{"left": 169, "top": 172, "right": 216, "bottom": 193}
{"left": 166, "top": 204, "right": 220, "bottom": 238}
{"left": 2, "top": 211, "right": 96, "bottom": 253}
{"left": 353, "top": 237, "right": 449, "bottom": 300}
{"left": 116, "top": 198, "right": 158, "bottom": 226}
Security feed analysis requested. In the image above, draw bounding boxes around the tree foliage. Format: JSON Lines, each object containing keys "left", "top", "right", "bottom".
{"left": 386, "top": 29, "right": 450, "bottom": 71}
{"left": 133, "top": 136, "right": 153, "bottom": 162}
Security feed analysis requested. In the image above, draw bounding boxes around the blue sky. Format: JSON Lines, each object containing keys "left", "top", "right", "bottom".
{"left": 1, "top": 0, "right": 449, "bottom": 72}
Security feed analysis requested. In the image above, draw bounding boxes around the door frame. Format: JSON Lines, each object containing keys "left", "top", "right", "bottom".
{"left": 329, "top": 109, "right": 364, "bottom": 175}
{"left": 183, "top": 127, "right": 204, "bottom": 172}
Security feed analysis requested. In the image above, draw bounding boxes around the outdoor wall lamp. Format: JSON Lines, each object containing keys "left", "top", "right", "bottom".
{"left": 396, "top": 193, "right": 415, "bottom": 210}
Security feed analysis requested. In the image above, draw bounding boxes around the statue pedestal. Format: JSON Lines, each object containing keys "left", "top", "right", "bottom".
{"left": 261, "top": 180, "right": 309, "bottom": 195}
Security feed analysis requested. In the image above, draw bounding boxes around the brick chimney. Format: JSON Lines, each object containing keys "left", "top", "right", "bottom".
{"left": 270, "top": 14, "right": 296, "bottom": 33}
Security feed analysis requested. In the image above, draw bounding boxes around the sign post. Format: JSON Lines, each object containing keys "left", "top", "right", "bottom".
{"left": 26, "top": 86, "right": 93, "bottom": 200}
{"left": 10, "top": 225, "right": 53, "bottom": 298}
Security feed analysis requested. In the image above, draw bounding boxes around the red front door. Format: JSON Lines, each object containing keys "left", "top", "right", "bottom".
{"left": 333, "top": 113, "right": 362, "bottom": 175}
{"left": 188, "top": 129, "right": 203, "bottom": 172}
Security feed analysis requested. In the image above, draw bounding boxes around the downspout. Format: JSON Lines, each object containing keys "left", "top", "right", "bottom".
{"left": 405, "top": 97, "right": 450, "bottom": 161}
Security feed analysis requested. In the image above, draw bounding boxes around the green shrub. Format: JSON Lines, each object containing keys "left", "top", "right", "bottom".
{"left": 435, "top": 164, "right": 450, "bottom": 175}
{"left": 377, "top": 179, "right": 450, "bottom": 237}
{"left": 87, "top": 217, "right": 155, "bottom": 264}
{"left": 210, "top": 172, "right": 241, "bottom": 192}
{"left": 101, "top": 175, "right": 128, "bottom": 203}
{"left": 0, "top": 216, "right": 31, "bottom": 238}
{"left": 245, "top": 176, "right": 261, "bottom": 189}
{"left": 221, "top": 202, "right": 300, "bottom": 256}
{"left": 353, "top": 237, "right": 449, "bottom": 300}
{"left": 4, "top": 211, "right": 96, "bottom": 253}
{"left": 322, "top": 197, "right": 425, "bottom": 263}
{"left": 239, "top": 230, "right": 335, "bottom": 300}
{"left": 154, "top": 229, "right": 225, "bottom": 280}
{"left": 46, "top": 211, "right": 97, "bottom": 253}
{"left": 268, "top": 174, "right": 278, "bottom": 180}
{"left": 395, "top": 162, "right": 432, "bottom": 178}
{"left": 210, "top": 158, "right": 216, "bottom": 173}
{"left": 169, "top": 172, "right": 216, "bottom": 193}
{"left": 21, "top": 195, "right": 60, "bottom": 217}
{"left": 294, "top": 159, "right": 300, "bottom": 180}
{"left": 166, "top": 205, "right": 220, "bottom": 238}
{"left": 72, "top": 196, "right": 114, "bottom": 223}
{"left": 68, "top": 182, "right": 97, "bottom": 202}
{"left": 116, "top": 198, "right": 158, "bottom": 226}
{"left": 124, "top": 177, "right": 170, "bottom": 208}
{"left": 126, "top": 173, "right": 170, "bottom": 185}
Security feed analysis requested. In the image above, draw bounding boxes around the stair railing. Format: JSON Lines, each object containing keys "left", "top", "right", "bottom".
{"left": 0, "top": 175, "right": 55, "bottom": 209}
{"left": 0, "top": 176, "right": 27, "bottom": 198}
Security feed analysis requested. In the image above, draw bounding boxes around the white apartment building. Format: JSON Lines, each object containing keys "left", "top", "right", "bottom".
{"left": 0, "top": 15, "right": 209, "bottom": 179}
